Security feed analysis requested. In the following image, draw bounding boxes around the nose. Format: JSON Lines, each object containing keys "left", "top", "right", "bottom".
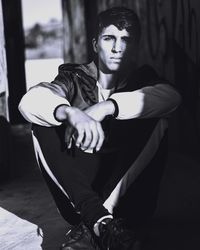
{"left": 112, "top": 39, "right": 123, "bottom": 53}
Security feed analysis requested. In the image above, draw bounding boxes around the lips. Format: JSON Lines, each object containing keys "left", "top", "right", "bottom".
{"left": 110, "top": 58, "right": 122, "bottom": 64}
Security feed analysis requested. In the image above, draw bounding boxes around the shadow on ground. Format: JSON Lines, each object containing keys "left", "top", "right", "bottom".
{"left": 0, "top": 124, "right": 69, "bottom": 249}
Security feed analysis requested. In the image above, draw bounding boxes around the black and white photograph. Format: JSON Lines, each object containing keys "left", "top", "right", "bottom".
{"left": 0, "top": 0, "right": 200, "bottom": 249}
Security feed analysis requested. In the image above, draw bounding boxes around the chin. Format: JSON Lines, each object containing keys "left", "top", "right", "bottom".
{"left": 100, "top": 62, "right": 122, "bottom": 73}
{"left": 107, "top": 64, "right": 121, "bottom": 72}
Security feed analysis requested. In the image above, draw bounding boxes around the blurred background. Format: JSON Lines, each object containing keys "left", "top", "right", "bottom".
{"left": 22, "top": 0, "right": 64, "bottom": 90}
{"left": 0, "top": 0, "right": 200, "bottom": 249}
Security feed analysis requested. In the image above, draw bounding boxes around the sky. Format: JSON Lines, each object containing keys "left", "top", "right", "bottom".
{"left": 21, "top": 0, "right": 62, "bottom": 29}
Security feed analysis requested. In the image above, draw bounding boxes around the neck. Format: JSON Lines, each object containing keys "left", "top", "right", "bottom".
{"left": 98, "top": 71, "right": 116, "bottom": 89}
{"left": 98, "top": 69, "right": 130, "bottom": 89}
{"left": 96, "top": 61, "right": 134, "bottom": 89}
{"left": 98, "top": 61, "right": 133, "bottom": 89}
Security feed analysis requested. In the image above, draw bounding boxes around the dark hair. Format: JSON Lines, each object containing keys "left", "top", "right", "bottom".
{"left": 95, "top": 7, "right": 141, "bottom": 43}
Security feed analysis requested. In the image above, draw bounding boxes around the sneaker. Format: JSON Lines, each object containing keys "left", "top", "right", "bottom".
{"left": 61, "top": 222, "right": 100, "bottom": 250}
{"left": 98, "top": 218, "right": 140, "bottom": 250}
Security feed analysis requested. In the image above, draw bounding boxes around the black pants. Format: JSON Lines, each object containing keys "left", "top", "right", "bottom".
{"left": 32, "top": 118, "right": 168, "bottom": 228}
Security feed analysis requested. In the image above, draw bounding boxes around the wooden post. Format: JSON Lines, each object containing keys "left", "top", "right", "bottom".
{"left": 2, "top": 0, "right": 27, "bottom": 124}
{"left": 0, "top": 0, "right": 8, "bottom": 119}
{"left": 84, "top": 0, "right": 98, "bottom": 61}
{"left": 0, "top": 0, "right": 11, "bottom": 181}
{"left": 62, "top": 0, "right": 87, "bottom": 63}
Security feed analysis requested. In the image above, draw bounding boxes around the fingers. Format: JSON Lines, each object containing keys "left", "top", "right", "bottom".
{"left": 65, "top": 108, "right": 105, "bottom": 151}
{"left": 96, "top": 123, "right": 105, "bottom": 151}
{"left": 87, "top": 121, "right": 99, "bottom": 150}
{"left": 78, "top": 125, "right": 92, "bottom": 150}
{"left": 75, "top": 120, "right": 105, "bottom": 151}
{"left": 75, "top": 124, "right": 85, "bottom": 148}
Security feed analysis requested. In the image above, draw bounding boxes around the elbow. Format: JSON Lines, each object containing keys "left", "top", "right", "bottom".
{"left": 18, "top": 95, "right": 32, "bottom": 122}
{"left": 161, "top": 84, "right": 182, "bottom": 111}
{"left": 170, "top": 88, "right": 182, "bottom": 110}
{"left": 156, "top": 85, "right": 182, "bottom": 117}
{"left": 162, "top": 89, "right": 182, "bottom": 117}
{"left": 18, "top": 95, "right": 28, "bottom": 115}
{"left": 18, "top": 96, "right": 25, "bottom": 115}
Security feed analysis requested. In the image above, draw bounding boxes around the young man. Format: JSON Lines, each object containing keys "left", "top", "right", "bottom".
{"left": 19, "top": 7, "right": 181, "bottom": 250}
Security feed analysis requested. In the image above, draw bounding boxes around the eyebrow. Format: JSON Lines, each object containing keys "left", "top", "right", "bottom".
{"left": 101, "top": 34, "right": 115, "bottom": 38}
{"left": 101, "top": 34, "right": 130, "bottom": 38}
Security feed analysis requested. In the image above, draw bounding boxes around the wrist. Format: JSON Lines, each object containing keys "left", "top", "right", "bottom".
{"left": 54, "top": 104, "right": 71, "bottom": 122}
{"left": 103, "top": 100, "right": 115, "bottom": 116}
{"left": 106, "top": 98, "right": 119, "bottom": 117}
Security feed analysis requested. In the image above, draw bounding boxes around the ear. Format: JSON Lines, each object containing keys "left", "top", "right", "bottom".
{"left": 92, "top": 38, "right": 98, "bottom": 53}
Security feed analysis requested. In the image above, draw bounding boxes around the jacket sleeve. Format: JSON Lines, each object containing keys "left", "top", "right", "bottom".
{"left": 109, "top": 83, "right": 182, "bottom": 120}
{"left": 18, "top": 66, "right": 73, "bottom": 127}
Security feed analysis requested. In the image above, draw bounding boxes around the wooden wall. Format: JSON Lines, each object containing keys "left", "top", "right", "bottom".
{"left": 62, "top": 0, "right": 200, "bottom": 153}
{"left": 0, "top": 0, "right": 8, "bottom": 119}
{"left": 0, "top": 0, "right": 11, "bottom": 181}
{"left": 2, "top": 0, "right": 26, "bottom": 124}
{"left": 62, "top": 0, "right": 141, "bottom": 63}
{"left": 1, "top": 0, "right": 199, "bottom": 153}
{"left": 62, "top": 0, "right": 87, "bottom": 63}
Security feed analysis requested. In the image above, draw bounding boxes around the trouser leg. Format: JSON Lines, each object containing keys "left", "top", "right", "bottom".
{"left": 39, "top": 160, "right": 80, "bottom": 225}
{"left": 32, "top": 124, "right": 113, "bottom": 227}
{"left": 113, "top": 132, "right": 168, "bottom": 225}
{"left": 32, "top": 118, "right": 168, "bottom": 228}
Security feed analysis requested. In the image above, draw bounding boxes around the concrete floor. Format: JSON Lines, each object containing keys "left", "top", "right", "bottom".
{"left": 0, "top": 124, "right": 200, "bottom": 250}
{"left": 0, "top": 171, "right": 68, "bottom": 250}
{"left": 0, "top": 125, "right": 69, "bottom": 249}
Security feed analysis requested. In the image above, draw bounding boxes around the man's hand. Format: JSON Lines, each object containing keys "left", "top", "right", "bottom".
{"left": 85, "top": 100, "right": 115, "bottom": 122}
{"left": 55, "top": 106, "right": 105, "bottom": 151}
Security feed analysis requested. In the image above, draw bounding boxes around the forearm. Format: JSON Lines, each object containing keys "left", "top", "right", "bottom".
{"left": 18, "top": 86, "right": 70, "bottom": 126}
{"left": 55, "top": 105, "right": 105, "bottom": 151}
{"left": 84, "top": 100, "right": 116, "bottom": 122}
{"left": 109, "top": 84, "right": 182, "bottom": 120}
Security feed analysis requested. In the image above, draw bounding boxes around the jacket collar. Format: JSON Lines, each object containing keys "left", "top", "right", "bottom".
{"left": 79, "top": 61, "right": 98, "bottom": 80}
{"left": 61, "top": 61, "right": 97, "bottom": 81}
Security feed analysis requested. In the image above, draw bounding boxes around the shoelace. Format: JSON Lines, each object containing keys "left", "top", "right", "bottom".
{"left": 65, "top": 224, "right": 83, "bottom": 241}
{"left": 100, "top": 219, "right": 136, "bottom": 250}
{"left": 65, "top": 223, "right": 100, "bottom": 250}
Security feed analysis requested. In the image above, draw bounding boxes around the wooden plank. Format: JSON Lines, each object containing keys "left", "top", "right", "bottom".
{"left": 2, "top": 0, "right": 27, "bottom": 124}
{"left": 97, "top": 0, "right": 126, "bottom": 12}
{"left": 62, "top": 0, "right": 141, "bottom": 63}
{"left": 0, "top": 1, "right": 11, "bottom": 182}
{"left": 0, "top": 0, "right": 8, "bottom": 119}
{"left": 84, "top": 0, "right": 98, "bottom": 61}
{"left": 62, "top": 0, "right": 87, "bottom": 63}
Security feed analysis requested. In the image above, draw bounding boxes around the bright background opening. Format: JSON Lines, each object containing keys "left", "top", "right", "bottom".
{"left": 21, "top": 0, "right": 64, "bottom": 90}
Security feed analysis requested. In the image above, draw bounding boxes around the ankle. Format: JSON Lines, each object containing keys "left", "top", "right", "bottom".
{"left": 93, "top": 215, "right": 113, "bottom": 236}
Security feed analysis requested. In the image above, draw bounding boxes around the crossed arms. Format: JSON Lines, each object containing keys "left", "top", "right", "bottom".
{"left": 19, "top": 82, "right": 181, "bottom": 152}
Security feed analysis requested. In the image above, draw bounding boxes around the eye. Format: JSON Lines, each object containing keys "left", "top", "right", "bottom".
{"left": 104, "top": 37, "right": 111, "bottom": 41}
{"left": 103, "top": 36, "right": 114, "bottom": 41}
{"left": 122, "top": 37, "right": 132, "bottom": 44}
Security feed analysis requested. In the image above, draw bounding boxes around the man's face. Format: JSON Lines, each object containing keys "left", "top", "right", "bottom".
{"left": 93, "top": 25, "right": 135, "bottom": 73}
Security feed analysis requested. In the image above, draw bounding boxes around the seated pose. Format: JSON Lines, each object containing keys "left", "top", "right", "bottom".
{"left": 19, "top": 7, "right": 181, "bottom": 250}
